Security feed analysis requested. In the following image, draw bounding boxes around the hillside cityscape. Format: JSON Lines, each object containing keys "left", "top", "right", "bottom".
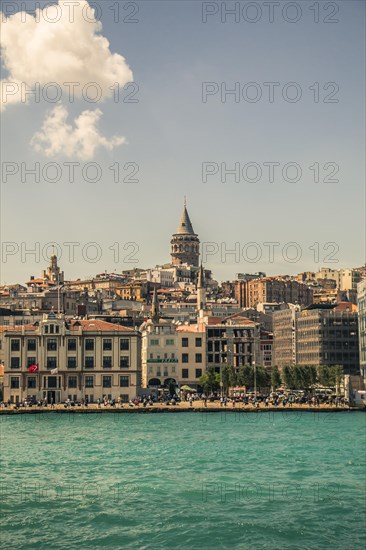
{"left": 1, "top": 201, "right": 365, "bottom": 405}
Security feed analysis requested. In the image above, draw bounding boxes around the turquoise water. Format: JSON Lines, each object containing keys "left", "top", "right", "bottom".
{"left": 1, "top": 411, "right": 365, "bottom": 550}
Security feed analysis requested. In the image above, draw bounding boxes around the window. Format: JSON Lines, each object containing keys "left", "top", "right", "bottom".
{"left": 103, "top": 376, "right": 112, "bottom": 388}
{"left": 103, "top": 356, "right": 112, "bottom": 369}
{"left": 120, "top": 375, "right": 129, "bottom": 387}
{"left": 10, "top": 377, "right": 20, "bottom": 389}
{"left": 85, "top": 376, "right": 94, "bottom": 388}
{"left": 10, "top": 357, "right": 20, "bottom": 369}
{"left": 166, "top": 339, "right": 174, "bottom": 345}
{"left": 120, "top": 339, "right": 129, "bottom": 351}
{"left": 67, "top": 357, "right": 77, "bottom": 369}
{"left": 44, "top": 325, "right": 49, "bottom": 334}
{"left": 27, "top": 377, "right": 37, "bottom": 389}
{"left": 55, "top": 325, "right": 59, "bottom": 334}
{"left": 68, "top": 376, "right": 77, "bottom": 388}
{"left": 68, "top": 339, "right": 76, "bottom": 351}
{"left": 47, "top": 357, "right": 57, "bottom": 370}
{"left": 195, "top": 353, "right": 202, "bottom": 363}
{"left": 120, "top": 356, "right": 129, "bottom": 369}
{"left": 182, "top": 337, "right": 189, "bottom": 347}
{"left": 103, "top": 339, "right": 112, "bottom": 351}
{"left": 11, "top": 339, "right": 20, "bottom": 352}
{"left": 120, "top": 394, "right": 129, "bottom": 403}
{"left": 150, "top": 339, "right": 159, "bottom": 346}
{"left": 182, "top": 353, "right": 189, "bottom": 363}
{"left": 85, "top": 357, "right": 94, "bottom": 369}
{"left": 47, "top": 339, "right": 57, "bottom": 351}
{"left": 27, "top": 357, "right": 37, "bottom": 368}
{"left": 195, "top": 338, "right": 202, "bottom": 347}
{"left": 85, "top": 339, "right": 94, "bottom": 351}
{"left": 27, "top": 339, "right": 36, "bottom": 351}
{"left": 182, "top": 369, "right": 189, "bottom": 379}
{"left": 195, "top": 368, "right": 202, "bottom": 378}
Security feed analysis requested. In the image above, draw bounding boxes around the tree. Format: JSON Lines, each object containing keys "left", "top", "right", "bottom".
{"left": 307, "top": 365, "right": 318, "bottom": 388}
{"left": 271, "top": 367, "right": 281, "bottom": 389}
{"left": 255, "top": 367, "right": 270, "bottom": 389}
{"left": 199, "top": 367, "right": 220, "bottom": 393}
{"left": 229, "top": 365, "right": 238, "bottom": 388}
{"left": 282, "top": 365, "right": 295, "bottom": 389}
{"left": 318, "top": 365, "right": 332, "bottom": 387}
{"left": 238, "top": 365, "right": 254, "bottom": 388}
{"left": 328, "top": 365, "right": 344, "bottom": 394}
{"left": 221, "top": 365, "right": 231, "bottom": 394}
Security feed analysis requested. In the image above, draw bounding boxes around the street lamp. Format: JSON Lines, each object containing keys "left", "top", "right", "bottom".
{"left": 253, "top": 360, "right": 257, "bottom": 400}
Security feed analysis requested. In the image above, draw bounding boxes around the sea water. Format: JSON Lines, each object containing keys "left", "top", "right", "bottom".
{"left": 1, "top": 411, "right": 365, "bottom": 549}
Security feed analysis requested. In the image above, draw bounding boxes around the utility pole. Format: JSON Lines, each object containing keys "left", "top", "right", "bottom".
{"left": 253, "top": 360, "right": 257, "bottom": 400}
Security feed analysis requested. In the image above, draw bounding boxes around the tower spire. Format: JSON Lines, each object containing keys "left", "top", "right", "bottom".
{"left": 197, "top": 263, "right": 206, "bottom": 317}
{"left": 151, "top": 286, "right": 160, "bottom": 322}
{"left": 170, "top": 200, "right": 200, "bottom": 267}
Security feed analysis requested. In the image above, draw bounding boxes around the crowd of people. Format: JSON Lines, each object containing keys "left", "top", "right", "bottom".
{"left": 1, "top": 391, "right": 349, "bottom": 410}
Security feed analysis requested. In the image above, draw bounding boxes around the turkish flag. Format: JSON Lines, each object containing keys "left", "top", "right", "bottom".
{"left": 28, "top": 364, "right": 39, "bottom": 372}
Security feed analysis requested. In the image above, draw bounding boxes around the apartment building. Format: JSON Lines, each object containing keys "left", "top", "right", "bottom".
{"left": 357, "top": 279, "right": 366, "bottom": 380}
{"left": 1, "top": 313, "right": 141, "bottom": 404}
{"left": 296, "top": 305, "right": 359, "bottom": 374}
{"left": 235, "top": 278, "right": 313, "bottom": 308}
{"left": 206, "top": 315, "right": 260, "bottom": 373}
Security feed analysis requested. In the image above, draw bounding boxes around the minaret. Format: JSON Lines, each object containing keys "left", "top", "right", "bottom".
{"left": 197, "top": 263, "right": 206, "bottom": 318}
{"left": 170, "top": 199, "right": 200, "bottom": 267}
{"left": 151, "top": 287, "right": 160, "bottom": 323}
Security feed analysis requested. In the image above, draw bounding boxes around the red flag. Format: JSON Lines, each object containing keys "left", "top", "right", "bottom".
{"left": 28, "top": 363, "right": 39, "bottom": 372}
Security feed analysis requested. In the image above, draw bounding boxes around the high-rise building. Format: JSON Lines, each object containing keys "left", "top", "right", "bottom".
{"left": 273, "top": 305, "right": 300, "bottom": 368}
{"left": 357, "top": 279, "right": 366, "bottom": 380}
{"left": 170, "top": 199, "right": 200, "bottom": 267}
{"left": 296, "top": 305, "right": 359, "bottom": 374}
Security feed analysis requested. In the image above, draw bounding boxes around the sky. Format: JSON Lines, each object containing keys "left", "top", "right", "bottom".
{"left": 1, "top": 0, "right": 365, "bottom": 284}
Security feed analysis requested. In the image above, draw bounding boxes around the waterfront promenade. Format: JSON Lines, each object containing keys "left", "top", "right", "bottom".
{"left": 0, "top": 401, "right": 358, "bottom": 414}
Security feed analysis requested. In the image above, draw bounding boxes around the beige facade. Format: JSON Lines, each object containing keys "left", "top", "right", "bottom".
{"left": 175, "top": 324, "right": 206, "bottom": 386}
{"left": 357, "top": 279, "right": 366, "bottom": 379}
{"left": 315, "top": 268, "right": 362, "bottom": 291}
{"left": 235, "top": 278, "right": 313, "bottom": 308}
{"left": 273, "top": 306, "right": 300, "bottom": 368}
{"left": 1, "top": 314, "right": 141, "bottom": 404}
{"left": 140, "top": 319, "right": 206, "bottom": 389}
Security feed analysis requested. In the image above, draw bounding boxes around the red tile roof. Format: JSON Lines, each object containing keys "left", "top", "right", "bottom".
{"left": 0, "top": 320, "right": 134, "bottom": 333}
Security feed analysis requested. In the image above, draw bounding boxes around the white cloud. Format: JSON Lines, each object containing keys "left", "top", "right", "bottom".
{"left": 31, "top": 105, "right": 125, "bottom": 160}
{"left": 0, "top": 0, "right": 133, "bottom": 110}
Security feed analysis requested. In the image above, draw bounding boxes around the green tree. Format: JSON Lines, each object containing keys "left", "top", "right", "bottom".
{"left": 271, "top": 367, "right": 281, "bottom": 389}
{"left": 318, "top": 365, "right": 332, "bottom": 387}
{"left": 229, "top": 365, "right": 238, "bottom": 388}
{"left": 282, "top": 365, "right": 295, "bottom": 389}
{"left": 221, "top": 365, "right": 231, "bottom": 394}
{"left": 308, "top": 365, "right": 318, "bottom": 388}
{"left": 328, "top": 365, "right": 344, "bottom": 393}
{"left": 238, "top": 365, "right": 254, "bottom": 388}
{"left": 256, "top": 367, "right": 271, "bottom": 389}
{"left": 199, "top": 367, "right": 220, "bottom": 393}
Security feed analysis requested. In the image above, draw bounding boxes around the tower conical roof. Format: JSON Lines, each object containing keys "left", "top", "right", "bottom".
{"left": 175, "top": 201, "right": 195, "bottom": 235}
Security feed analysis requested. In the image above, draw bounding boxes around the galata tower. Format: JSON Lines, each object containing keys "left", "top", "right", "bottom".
{"left": 170, "top": 199, "right": 200, "bottom": 267}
